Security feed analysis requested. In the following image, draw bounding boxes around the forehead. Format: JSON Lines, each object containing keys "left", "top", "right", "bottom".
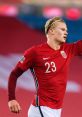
{"left": 55, "top": 22, "right": 67, "bottom": 29}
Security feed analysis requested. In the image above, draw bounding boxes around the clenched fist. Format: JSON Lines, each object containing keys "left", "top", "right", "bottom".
{"left": 8, "top": 100, "right": 21, "bottom": 114}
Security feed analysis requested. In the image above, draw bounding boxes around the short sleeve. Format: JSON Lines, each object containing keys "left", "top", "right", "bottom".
{"left": 17, "top": 46, "right": 36, "bottom": 71}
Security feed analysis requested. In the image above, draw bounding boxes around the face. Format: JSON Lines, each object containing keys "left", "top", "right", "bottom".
{"left": 48, "top": 22, "right": 68, "bottom": 43}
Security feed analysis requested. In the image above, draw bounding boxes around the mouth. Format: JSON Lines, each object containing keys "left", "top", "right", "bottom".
{"left": 63, "top": 36, "right": 67, "bottom": 40}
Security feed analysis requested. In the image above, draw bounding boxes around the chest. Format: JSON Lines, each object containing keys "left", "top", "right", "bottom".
{"left": 35, "top": 50, "right": 70, "bottom": 73}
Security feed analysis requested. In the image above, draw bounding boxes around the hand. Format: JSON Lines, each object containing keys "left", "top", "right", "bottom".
{"left": 8, "top": 100, "right": 21, "bottom": 114}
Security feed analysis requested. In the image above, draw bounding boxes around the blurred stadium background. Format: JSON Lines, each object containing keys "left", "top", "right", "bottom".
{"left": 0, "top": 0, "right": 82, "bottom": 117}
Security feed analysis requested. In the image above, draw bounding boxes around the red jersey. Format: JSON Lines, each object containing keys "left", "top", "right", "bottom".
{"left": 8, "top": 40, "right": 82, "bottom": 109}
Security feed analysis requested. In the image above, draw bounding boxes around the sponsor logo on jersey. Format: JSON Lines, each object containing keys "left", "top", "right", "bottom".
{"left": 60, "top": 51, "right": 67, "bottom": 58}
{"left": 43, "top": 57, "right": 50, "bottom": 60}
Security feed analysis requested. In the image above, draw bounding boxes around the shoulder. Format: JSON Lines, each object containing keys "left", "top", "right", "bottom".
{"left": 24, "top": 43, "right": 46, "bottom": 55}
{"left": 63, "top": 42, "right": 74, "bottom": 49}
{"left": 31, "top": 43, "right": 47, "bottom": 51}
{"left": 35, "top": 43, "right": 47, "bottom": 48}
{"left": 65, "top": 40, "right": 82, "bottom": 47}
{"left": 62, "top": 42, "right": 75, "bottom": 53}
{"left": 62, "top": 40, "right": 82, "bottom": 53}
{"left": 25, "top": 46, "right": 35, "bottom": 52}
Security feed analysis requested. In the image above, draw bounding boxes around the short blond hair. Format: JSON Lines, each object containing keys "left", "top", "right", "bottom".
{"left": 45, "top": 17, "right": 65, "bottom": 34}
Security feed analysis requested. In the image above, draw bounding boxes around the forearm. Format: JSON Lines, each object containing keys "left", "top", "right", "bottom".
{"left": 8, "top": 67, "right": 24, "bottom": 101}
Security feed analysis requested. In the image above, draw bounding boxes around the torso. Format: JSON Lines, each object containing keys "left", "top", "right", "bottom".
{"left": 32, "top": 43, "right": 73, "bottom": 109}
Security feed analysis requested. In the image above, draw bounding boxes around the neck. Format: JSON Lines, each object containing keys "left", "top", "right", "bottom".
{"left": 47, "top": 37, "right": 62, "bottom": 50}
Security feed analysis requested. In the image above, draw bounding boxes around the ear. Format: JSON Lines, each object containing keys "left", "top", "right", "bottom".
{"left": 49, "top": 29, "right": 54, "bottom": 34}
{"left": 49, "top": 28, "right": 55, "bottom": 34}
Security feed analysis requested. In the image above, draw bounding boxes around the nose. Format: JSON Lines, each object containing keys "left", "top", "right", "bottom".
{"left": 65, "top": 31, "right": 68, "bottom": 36}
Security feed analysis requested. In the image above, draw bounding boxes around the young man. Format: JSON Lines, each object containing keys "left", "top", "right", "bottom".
{"left": 8, "top": 17, "right": 82, "bottom": 117}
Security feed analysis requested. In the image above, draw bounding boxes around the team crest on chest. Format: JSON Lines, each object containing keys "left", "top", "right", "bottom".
{"left": 60, "top": 51, "right": 67, "bottom": 59}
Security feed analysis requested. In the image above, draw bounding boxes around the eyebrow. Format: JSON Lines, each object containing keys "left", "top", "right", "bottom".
{"left": 60, "top": 28, "right": 67, "bottom": 31}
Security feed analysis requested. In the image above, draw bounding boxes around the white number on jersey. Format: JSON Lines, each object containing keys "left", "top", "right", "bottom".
{"left": 45, "top": 61, "right": 56, "bottom": 73}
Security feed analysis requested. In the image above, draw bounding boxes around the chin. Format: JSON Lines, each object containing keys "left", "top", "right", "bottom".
{"left": 63, "top": 40, "right": 66, "bottom": 43}
{"left": 62, "top": 39, "right": 66, "bottom": 43}
{"left": 60, "top": 40, "right": 66, "bottom": 43}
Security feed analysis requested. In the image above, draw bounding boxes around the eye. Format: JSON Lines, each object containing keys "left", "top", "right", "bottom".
{"left": 61, "top": 28, "right": 65, "bottom": 31}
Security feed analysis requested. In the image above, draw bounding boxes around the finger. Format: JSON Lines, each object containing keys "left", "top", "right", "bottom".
{"left": 15, "top": 105, "right": 21, "bottom": 113}
{"left": 10, "top": 106, "right": 16, "bottom": 113}
{"left": 8, "top": 102, "right": 21, "bottom": 114}
{"left": 17, "top": 104, "right": 21, "bottom": 111}
{"left": 13, "top": 104, "right": 21, "bottom": 114}
{"left": 13, "top": 106, "right": 19, "bottom": 113}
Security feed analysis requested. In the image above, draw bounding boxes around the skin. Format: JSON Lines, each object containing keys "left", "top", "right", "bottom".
{"left": 8, "top": 100, "right": 21, "bottom": 114}
{"left": 47, "top": 21, "right": 68, "bottom": 50}
{"left": 8, "top": 21, "right": 68, "bottom": 114}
